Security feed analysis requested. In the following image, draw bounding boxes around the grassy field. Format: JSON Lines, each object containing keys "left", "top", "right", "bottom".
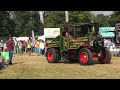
{"left": 0, "top": 53, "right": 120, "bottom": 79}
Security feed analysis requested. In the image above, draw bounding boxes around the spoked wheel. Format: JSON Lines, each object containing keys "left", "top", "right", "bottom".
{"left": 47, "top": 48, "right": 59, "bottom": 63}
{"left": 78, "top": 48, "right": 93, "bottom": 65}
{"left": 98, "top": 48, "right": 111, "bottom": 64}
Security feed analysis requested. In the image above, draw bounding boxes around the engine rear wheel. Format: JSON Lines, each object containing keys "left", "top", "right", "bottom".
{"left": 47, "top": 48, "right": 59, "bottom": 63}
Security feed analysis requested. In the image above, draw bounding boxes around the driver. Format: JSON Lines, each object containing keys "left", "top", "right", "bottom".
{"left": 66, "top": 32, "right": 72, "bottom": 38}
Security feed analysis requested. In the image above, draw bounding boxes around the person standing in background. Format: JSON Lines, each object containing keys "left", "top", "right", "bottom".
{"left": 21, "top": 40, "right": 24, "bottom": 54}
{"left": 39, "top": 41, "right": 42, "bottom": 55}
{"left": 6, "top": 36, "right": 14, "bottom": 65}
{"left": 17, "top": 40, "right": 20, "bottom": 54}
{"left": 35, "top": 40, "right": 40, "bottom": 55}
{"left": 24, "top": 40, "right": 27, "bottom": 53}
{"left": 0, "top": 40, "right": 4, "bottom": 52}
{"left": 107, "top": 39, "right": 113, "bottom": 49}
{"left": 40, "top": 41, "right": 45, "bottom": 55}
{"left": 31, "top": 42, "right": 34, "bottom": 53}
{"left": 104, "top": 38, "right": 108, "bottom": 47}
{"left": 18, "top": 40, "right": 22, "bottom": 55}
{"left": 3, "top": 40, "right": 7, "bottom": 52}
{"left": 27, "top": 39, "right": 31, "bottom": 56}
{"left": 44, "top": 40, "right": 50, "bottom": 56}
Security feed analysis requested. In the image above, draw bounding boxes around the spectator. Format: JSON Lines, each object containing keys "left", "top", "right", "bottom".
{"left": 31, "top": 42, "right": 34, "bottom": 53}
{"left": 44, "top": 41, "right": 48, "bottom": 56}
{"left": 17, "top": 40, "right": 20, "bottom": 54}
{"left": 27, "top": 39, "right": 31, "bottom": 56}
{"left": 35, "top": 40, "right": 40, "bottom": 55}
{"left": 107, "top": 39, "right": 113, "bottom": 48}
{"left": 21, "top": 40, "right": 24, "bottom": 54}
{"left": 3, "top": 41, "right": 7, "bottom": 52}
{"left": 0, "top": 40, "right": 4, "bottom": 52}
{"left": 18, "top": 40, "right": 22, "bottom": 55}
{"left": 24, "top": 40, "right": 27, "bottom": 53}
{"left": 6, "top": 36, "right": 14, "bottom": 65}
{"left": 104, "top": 38, "right": 108, "bottom": 47}
{"left": 40, "top": 41, "right": 45, "bottom": 55}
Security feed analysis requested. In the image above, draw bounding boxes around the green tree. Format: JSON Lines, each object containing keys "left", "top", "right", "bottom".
{"left": 0, "top": 11, "right": 15, "bottom": 38}
{"left": 108, "top": 11, "right": 120, "bottom": 27}
{"left": 93, "top": 14, "right": 111, "bottom": 27}
{"left": 11, "top": 11, "right": 40, "bottom": 37}
{"left": 44, "top": 11, "right": 65, "bottom": 29}
{"left": 69, "top": 11, "right": 94, "bottom": 23}
{"left": 45, "top": 11, "right": 94, "bottom": 30}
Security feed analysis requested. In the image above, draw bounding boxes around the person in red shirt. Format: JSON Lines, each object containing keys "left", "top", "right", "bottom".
{"left": 24, "top": 40, "right": 27, "bottom": 53}
{"left": 6, "top": 36, "right": 14, "bottom": 65}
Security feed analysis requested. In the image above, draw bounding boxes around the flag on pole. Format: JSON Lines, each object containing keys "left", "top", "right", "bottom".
{"left": 32, "top": 30, "right": 35, "bottom": 42}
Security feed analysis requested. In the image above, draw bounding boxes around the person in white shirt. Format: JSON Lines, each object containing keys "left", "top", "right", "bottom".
{"left": 40, "top": 41, "right": 45, "bottom": 55}
{"left": 107, "top": 39, "right": 112, "bottom": 49}
{"left": 0, "top": 40, "right": 4, "bottom": 52}
{"left": 3, "top": 41, "right": 7, "bottom": 52}
{"left": 104, "top": 38, "right": 108, "bottom": 47}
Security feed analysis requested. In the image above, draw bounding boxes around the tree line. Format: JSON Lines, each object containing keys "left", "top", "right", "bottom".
{"left": 0, "top": 11, "right": 119, "bottom": 39}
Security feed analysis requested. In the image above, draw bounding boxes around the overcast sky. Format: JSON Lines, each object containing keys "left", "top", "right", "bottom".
{"left": 91, "top": 11, "right": 113, "bottom": 15}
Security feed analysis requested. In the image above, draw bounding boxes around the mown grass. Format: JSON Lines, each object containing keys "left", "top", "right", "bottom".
{"left": 0, "top": 54, "right": 120, "bottom": 79}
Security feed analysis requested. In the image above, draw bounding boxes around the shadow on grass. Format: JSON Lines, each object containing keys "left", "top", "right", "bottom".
{"left": 57, "top": 59, "right": 112, "bottom": 66}
{"left": 30, "top": 54, "right": 45, "bottom": 56}
{"left": 92, "top": 59, "right": 112, "bottom": 65}
{"left": 29, "top": 55, "right": 37, "bottom": 56}
{"left": 12, "top": 62, "right": 25, "bottom": 65}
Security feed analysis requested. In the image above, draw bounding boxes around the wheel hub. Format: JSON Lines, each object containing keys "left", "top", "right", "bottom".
{"left": 48, "top": 52, "right": 53, "bottom": 61}
{"left": 98, "top": 53, "right": 101, "bottom": 57}
{"left": 80, "top": 52, "right": 88, "bottom": 63}
{"left": 83, "top": 55, "right": 87, "bottom": 59}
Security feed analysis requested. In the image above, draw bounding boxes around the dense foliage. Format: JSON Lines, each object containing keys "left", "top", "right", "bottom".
{"left": 0, "top": 11, "right": 119, "bottom": 39}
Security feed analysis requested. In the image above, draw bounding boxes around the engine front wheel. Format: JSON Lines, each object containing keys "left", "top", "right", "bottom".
{"left": 78, "top": 48, "right": 93, "bottom": 65}
{"left": 98, "top": 48, "right": 111, "bottom": 64}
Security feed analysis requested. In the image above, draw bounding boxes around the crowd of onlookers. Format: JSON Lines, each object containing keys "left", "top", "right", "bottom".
{"left": 0, "top": 38, "right": 46, "bottom": 56}
{"left": 13, "top": 38, "right": 47, "bottom": 56}
{"left": 0, "top": 36, "right": 51, "bottom": 69}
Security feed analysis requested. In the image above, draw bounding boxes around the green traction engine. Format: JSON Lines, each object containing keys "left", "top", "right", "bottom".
{"left": 45, "top": 22, "right": 112, "bottom": 65}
